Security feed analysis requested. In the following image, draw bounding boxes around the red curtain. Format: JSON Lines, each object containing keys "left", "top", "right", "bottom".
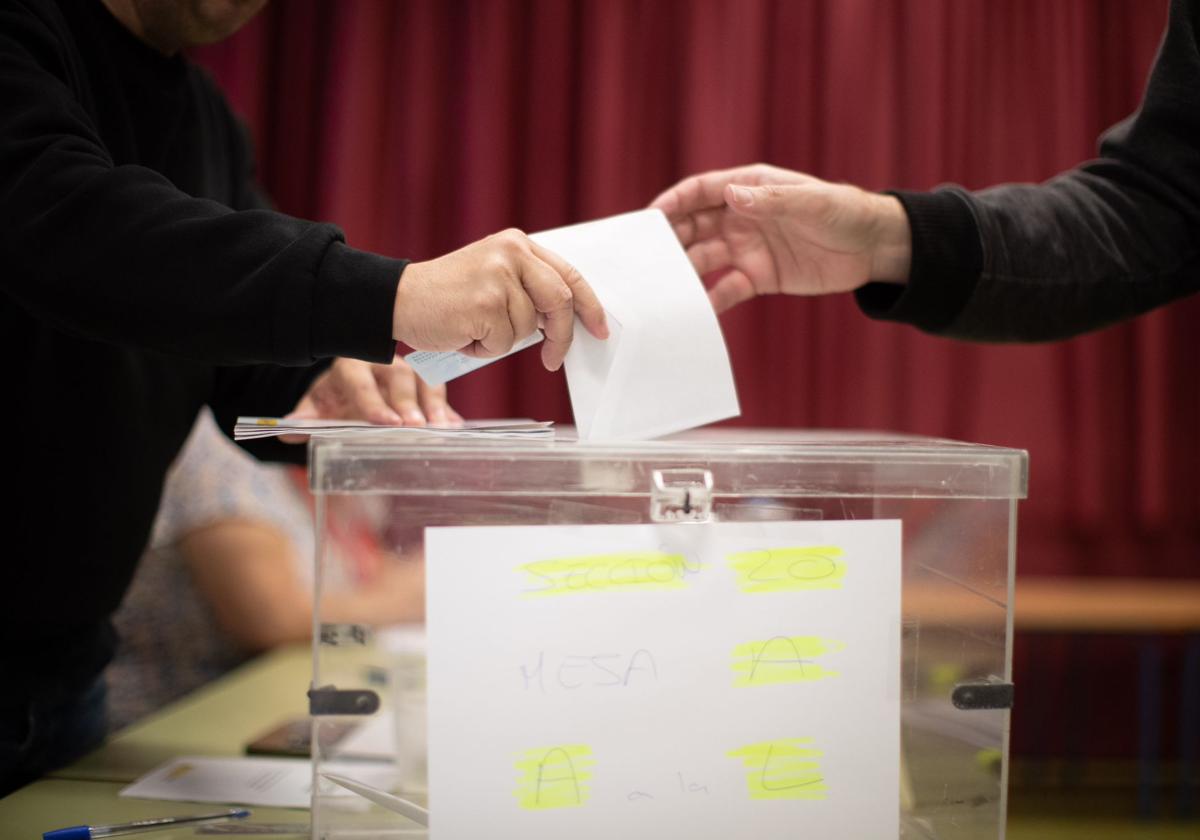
{"left": 194, "top": 0, "right": 1198, "bottom": 585}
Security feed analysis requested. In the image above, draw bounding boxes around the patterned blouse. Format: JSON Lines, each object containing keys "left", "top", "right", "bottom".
{"left": 105, "top": 408, "right": 313, "bottom": 731}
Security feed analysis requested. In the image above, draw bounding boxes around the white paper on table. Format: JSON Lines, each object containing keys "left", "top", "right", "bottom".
{"left": 119, "top": 756, "right": 396, "bottom": 810}
{"left": 334, "top": 714, "right": 397, "bottom": 762}
{"left": 425, "top": 520, "right": 901, "bottom": 840}
{"left": 531, "top": 208, "right": 740, "bottom": 440}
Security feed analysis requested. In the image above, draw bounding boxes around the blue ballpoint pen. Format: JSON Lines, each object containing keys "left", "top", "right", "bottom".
{"left": 43, "top": 808, "right": 251, "bottom": 839}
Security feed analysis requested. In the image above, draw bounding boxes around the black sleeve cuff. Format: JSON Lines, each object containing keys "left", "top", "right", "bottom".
{"left": 311, "top": 241, "right": 407, "bottom": 363}
{"left": 854, "top": 188, "right": 983, "bottom": 334}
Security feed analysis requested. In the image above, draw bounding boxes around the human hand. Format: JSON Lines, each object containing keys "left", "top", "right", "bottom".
{"left": 283, "top": 356, "right": 463, "bottom": 443}
{"left": 392, "top": 229, "right": 609, "bottom": 371}
{"left": 650, "top": 164, "right": 911, "bottom": 312}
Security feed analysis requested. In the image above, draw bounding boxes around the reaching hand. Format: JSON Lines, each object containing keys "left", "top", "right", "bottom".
{"left": 286, "top": 355, "right": 463, "bottom": 436}
{"left": 392, "top": 228, "right": 609, "bottom": 371}
{"left": 650, "top": 164, "right": 911, "bottom": 312}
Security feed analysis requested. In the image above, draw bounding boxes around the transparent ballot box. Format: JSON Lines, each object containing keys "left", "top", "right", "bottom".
{"left": 308, "top": 430, "right": 1027, "bottom": 839}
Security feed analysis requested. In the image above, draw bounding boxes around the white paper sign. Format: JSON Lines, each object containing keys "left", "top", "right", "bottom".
{"left": 426, "top": 520, "right": 901, "bottom": 839}
{"left": 531, "top": 209, "right": 740, "bottom": 440}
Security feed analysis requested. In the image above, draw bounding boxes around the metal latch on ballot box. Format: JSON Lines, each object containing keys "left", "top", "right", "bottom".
{"left": 650, "top": 468, "right": 714, "bottom": 522}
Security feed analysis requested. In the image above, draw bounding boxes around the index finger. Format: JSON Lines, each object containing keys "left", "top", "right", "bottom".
{"left": 650, "top": 172, "right": 728, "bottom": 219}
{"left": 512, "top": 253, "right": 576, "bottom": 371}
{"left": 529, "top": 242, "right": 608, "bottom": 340}
{"left": 650, "top": 165, "right": 767, "bottom": 218}
{"left": 651, "top": 164, "right": 816, "bottom": 218}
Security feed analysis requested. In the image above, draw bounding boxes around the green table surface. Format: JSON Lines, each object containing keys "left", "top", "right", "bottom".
{"left": 55, "top": 645, "right": 311, "bottom": 784}
{"left": 0, "top": 779, "right": 308, "bottom": 838}
{"left": 2, "top": 643, "right": 1196, "bottom": 839}
{"left": 0, "top": 646, "right": 312, "bottom": 838}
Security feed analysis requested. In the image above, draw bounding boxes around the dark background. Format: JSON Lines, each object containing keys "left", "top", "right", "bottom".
{"left": 194, "top": 0, "right": 1198, "bottom": 761}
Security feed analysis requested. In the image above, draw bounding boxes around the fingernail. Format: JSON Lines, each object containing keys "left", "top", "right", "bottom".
{"left": 383, "top": 410, "right": 403, "bottom": 425}
{"left": 429, "top": 409, "right": 447, "bottom": 425}
{"left": 729, "top": 185, "right": 754, "bottom": 206}
{"left": 404, "top": 409, "right": 426, "bottom": 425}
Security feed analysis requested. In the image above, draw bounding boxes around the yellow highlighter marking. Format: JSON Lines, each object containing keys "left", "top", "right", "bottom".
{"left": 732, "top": 636, "right": 844, "bottom": 686}
{"left": 727, "top": 546, "right": 846, "bottom": 593}
{"left": 728, "top": 738, "right": 827, "bottom": 800}
{"left": 515, "top": 745, "right": 594, "bottom": 809}
{"left": 518, "top": 551, "right": 691, "bottom": 596}
{"left": 164, "top": 762, "right": 195, "bottom": 781}
{"left": 254, "top": 418, "right": 279, "bottom": 426}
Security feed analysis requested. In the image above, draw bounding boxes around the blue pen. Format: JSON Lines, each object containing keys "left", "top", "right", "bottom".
{"left": 44, "top": 808, "right": 251, "bottom": 839}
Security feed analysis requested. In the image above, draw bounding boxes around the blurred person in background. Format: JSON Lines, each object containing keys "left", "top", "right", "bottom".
{"left": 106, "top": 406, "right": 429, "bottom": 731}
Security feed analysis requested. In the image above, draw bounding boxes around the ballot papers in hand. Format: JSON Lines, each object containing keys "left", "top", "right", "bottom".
{"left": 531, "top": 208, "right": 740, "bottom": 440}
{"left": 234, "top": 417, "right": 553, "bottom": 441}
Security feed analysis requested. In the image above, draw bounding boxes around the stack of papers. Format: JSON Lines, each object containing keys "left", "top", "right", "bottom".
{"left": 233, "top": 417, "right": 553, "bottom": 441}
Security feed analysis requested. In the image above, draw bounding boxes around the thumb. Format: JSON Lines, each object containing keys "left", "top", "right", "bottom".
{"left": 720, "top": 181, "right": 796, "bottom": 214}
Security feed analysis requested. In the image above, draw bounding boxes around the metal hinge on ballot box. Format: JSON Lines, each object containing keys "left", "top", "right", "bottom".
{"left": 650, "top": 468, "right": 713, "bottom": 522}
{"left": 308, "top": 684, "right": 380, "bottom": 716}
{"left": 311, "top": 623, "right": 381, "bottom": 716}
{"left": 952, "top": 676, "right": 1015, "bottom": 710}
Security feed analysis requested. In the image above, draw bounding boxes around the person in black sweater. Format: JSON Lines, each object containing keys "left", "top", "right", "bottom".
{"left": 652, "top": 0, "right": 1200, "bottom": 341}
{"left": 0, "top": 0, "right": 608, "bottom": 795}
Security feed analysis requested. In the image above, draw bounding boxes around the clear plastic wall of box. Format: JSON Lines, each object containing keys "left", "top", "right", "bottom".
{"left": 307, "top": 430, "right": 1027, "bottom": 840}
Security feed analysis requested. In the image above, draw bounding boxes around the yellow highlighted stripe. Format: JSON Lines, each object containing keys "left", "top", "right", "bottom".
{"left": 731, "top": 636, "right": 844, "bottom": 686}
{"left": 727, "top": 738, "right": 827, "bottom": 800}
{"left": 727, "top": 546, "right": 846, "bottom": 593}
{"left": 518, "top": 551, "right": 691, "bottom": 596}
{"left": 514, "top": 745, "right": 594, "bottom": 809}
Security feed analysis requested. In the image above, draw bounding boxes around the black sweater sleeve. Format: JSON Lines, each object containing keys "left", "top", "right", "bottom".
{"left": 855, "top": 0, "right": 1200, "bottom": 341}
{"left": 0, "top": 1, "right": 403, "bottom": 365}
{"left": 206, "top": 89, "right": 338, "bottom": 462}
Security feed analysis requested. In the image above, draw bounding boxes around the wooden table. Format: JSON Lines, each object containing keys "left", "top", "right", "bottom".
{"left": 0, "top": 646, "right": 312, "bottom": 837}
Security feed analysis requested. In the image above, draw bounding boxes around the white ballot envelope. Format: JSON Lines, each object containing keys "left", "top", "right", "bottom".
{"left": 531, "top": 209, "right": 740, "bottom": 440}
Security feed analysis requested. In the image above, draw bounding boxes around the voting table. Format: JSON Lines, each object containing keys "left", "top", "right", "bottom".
{"left": 307, "top": 428, "right": 1027, "bottom": 839}
{"left": 0, "top": 645, "right": 313, "bottom": 837}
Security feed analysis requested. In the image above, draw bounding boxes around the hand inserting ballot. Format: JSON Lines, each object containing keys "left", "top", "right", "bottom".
{"left": 391, "top": 228, "right": 610, "bottom": 372}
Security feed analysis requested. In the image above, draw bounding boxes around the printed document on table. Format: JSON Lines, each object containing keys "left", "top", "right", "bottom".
{"left": 120, "top": 755, "right": 397, "bottom": 809}
{"left": 531, "top": 208, "right": 740, "bottom": 440}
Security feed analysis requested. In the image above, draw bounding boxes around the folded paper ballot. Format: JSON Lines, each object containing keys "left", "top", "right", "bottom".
{"left": 532, "top": 208, "right": 740, "bottom": 440}
{"left": 234, "top": 417, "right": 553, "bottom": 441}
